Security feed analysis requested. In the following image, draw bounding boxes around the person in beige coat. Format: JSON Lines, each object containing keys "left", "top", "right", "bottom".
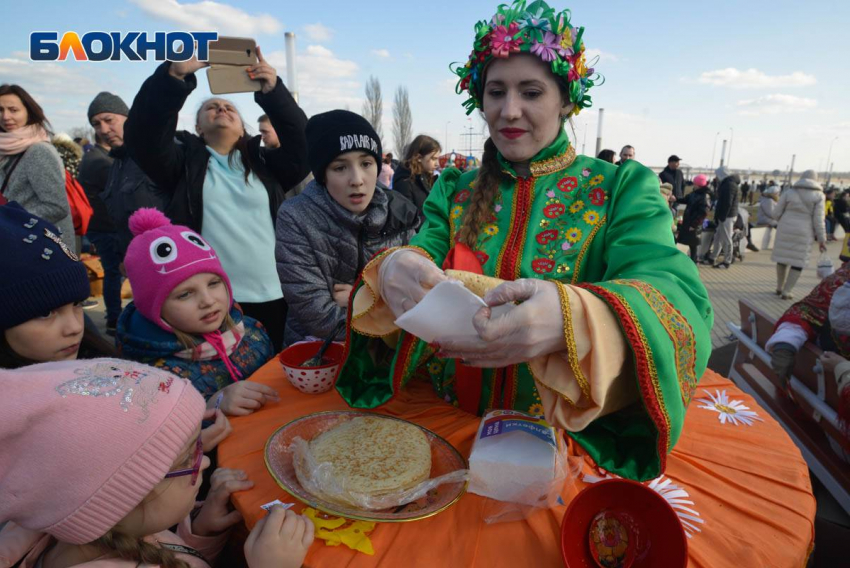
{"left": 771, "top": 170, "right": 827, "bottom": 299}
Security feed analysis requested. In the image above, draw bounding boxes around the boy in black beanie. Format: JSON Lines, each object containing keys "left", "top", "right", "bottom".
{"left": 274, "top": 110, "right": 419, "bottom": 346}
{"left": 304, "top": 109, "right": 383, "bottom": 210}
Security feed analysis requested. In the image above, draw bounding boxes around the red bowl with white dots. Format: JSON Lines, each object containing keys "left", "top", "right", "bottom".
{"left": 278, "top": 341, "right": 345, "bottom": 394}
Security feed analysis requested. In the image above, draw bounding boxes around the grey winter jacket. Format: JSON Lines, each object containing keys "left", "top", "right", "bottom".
{"left": 0, "top": 142, "right": 75, "bottom": 249}
{"left": 275, "top": 181, "right": 419, "bottom": 345}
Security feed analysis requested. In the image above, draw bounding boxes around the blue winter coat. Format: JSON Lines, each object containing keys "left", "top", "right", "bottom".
{"left": 116, "top": 303, "right": 274, "bottom": 400}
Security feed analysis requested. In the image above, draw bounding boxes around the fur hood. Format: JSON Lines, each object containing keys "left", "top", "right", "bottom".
{"left": 51, "top": 134, "right": 82, "bottom": 160}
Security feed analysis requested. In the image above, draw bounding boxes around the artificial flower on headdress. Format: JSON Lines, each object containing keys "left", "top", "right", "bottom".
{"left": 517, "top": 2, "right": 553, "bottom": 41}
{"left": 451, "top": 0, "right": 600, "bottom": 116}
{"left": 531, "top": 31, "right": 561, "bottom": 62}
{"left": 490, "top": 23, "right": 524, "bottom": 58}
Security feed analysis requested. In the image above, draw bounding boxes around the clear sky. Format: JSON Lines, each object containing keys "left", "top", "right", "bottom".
{"left": 3, "top": 0, "right": 849, "bottom": 174}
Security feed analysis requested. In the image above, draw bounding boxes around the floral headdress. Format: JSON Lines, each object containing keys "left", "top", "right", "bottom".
{"left": 451, "top": 0, "right": 598, "bottom": 117}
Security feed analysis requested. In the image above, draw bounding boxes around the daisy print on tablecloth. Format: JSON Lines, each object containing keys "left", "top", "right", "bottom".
{"left": 697, "top": 389, "right": 764, "bottom": 426}
{"left": 583, "top": 473, "right": 704, "bottom": 538}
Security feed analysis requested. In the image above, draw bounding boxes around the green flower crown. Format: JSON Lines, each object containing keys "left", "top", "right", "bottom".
{"left": 451, "top": 0, "right": 598, "bottom": 117}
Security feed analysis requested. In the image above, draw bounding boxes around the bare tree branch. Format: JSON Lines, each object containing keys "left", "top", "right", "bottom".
{"left": 68, "top": 125, "right": 95, "bottom": 143}
{"left": 392, "top": 85, "right": 412, "bottom": 157}
{"left": 361, "top": 75, "right": 383, "bottom": 141}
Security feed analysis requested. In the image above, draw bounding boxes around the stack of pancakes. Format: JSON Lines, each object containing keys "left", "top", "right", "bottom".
{"left": 294, "top": 416, "right": 432, "bottom": 509}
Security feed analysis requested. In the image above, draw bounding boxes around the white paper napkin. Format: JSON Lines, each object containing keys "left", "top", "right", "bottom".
{"left": 394, "top": 280, "right": 514, "bottom": 343}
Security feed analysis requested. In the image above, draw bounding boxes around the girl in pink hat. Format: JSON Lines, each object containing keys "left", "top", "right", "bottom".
{"left": 116, "top": 208, "right": 278, "bottom": 417}
{"left": 0, "top": 358, "right": 313, "bottom": 567}
{"left": 677, "top": 174, "right": 712, "bottom": 263}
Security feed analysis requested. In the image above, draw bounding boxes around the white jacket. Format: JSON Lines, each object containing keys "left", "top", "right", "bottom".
{"left": 757, "top": 195, "right": 778, "bottom": 226}
{"left": 771, "top": 187, "right": 826, "bottom": 267}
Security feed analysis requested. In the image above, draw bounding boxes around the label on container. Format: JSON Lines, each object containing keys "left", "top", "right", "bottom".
{"left": 479, "top": 410, "right": 556, "bottom": 448}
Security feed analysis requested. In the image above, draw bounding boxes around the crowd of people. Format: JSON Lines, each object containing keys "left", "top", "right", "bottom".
{"left": 597, "top": 140, "right": 843, "bottom": 299}
{"left": 0, "top": 0, "right": 841, "bottom": 565}
{"left": 0, "top": 44, "right": 438, "bottom": 566}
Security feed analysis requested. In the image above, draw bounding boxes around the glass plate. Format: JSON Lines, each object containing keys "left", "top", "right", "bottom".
{"left": 264, "top": 410, "right": 468, "bottom": 522}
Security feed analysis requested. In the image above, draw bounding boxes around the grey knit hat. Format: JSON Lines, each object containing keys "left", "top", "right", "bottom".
{"left": 87, "top": 92, "right": 129, "bottom": 122}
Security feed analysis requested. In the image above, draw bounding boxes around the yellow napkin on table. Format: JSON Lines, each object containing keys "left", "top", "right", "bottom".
{"left": 303, "top": 508, "right": 377, "bottom": 555}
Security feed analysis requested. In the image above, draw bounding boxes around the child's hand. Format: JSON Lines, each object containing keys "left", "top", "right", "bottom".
{"left": 333, "top": 284, "right": 353, "bottom": 308}
{"left": 820, "top": 351, "right": 846, "bottom": 374}
{"left": 218, "top": 381, "right": 280, "bottom": 417}
{"left": 192, "top": 468, "right": 253, "bottom": 537}
{"left": 200, "top": 408, "right": 232, "bottom": 452}
{"left": 244, "top": 506, "right": 314, "bottom": 568}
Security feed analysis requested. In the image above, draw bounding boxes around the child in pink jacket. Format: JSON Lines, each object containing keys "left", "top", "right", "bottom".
{"left": 0, "top": 358, "right": 313, "bottom": 568}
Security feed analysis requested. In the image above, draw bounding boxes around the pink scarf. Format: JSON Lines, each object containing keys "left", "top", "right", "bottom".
{"left": 175, "top": 321, "right": 246, "bottom": 383}
{"left": 0, "top": 125, "right": 49, "bottom": 156}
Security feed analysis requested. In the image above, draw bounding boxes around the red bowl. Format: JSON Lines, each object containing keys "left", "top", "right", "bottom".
{"left": 278, "top": 341, "right": 345, "bottom": 394}
{"left": 561, "top": 479, "right": 687, "bottom": 568}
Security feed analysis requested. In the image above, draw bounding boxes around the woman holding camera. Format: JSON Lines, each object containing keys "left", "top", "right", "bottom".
{"left": 124, "top": 47, "right": 309, "bottom": 351}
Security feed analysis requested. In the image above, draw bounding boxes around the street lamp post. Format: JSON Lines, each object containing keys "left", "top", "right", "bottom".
{"left": 710, "top": 131, "right": 719, "bottom": 170}
{"left": 727, "top": 127, "right": 734, "bottom": 169}
{"left": 826, "top": 136, "right": 838, "bottom": 187}
{"left": 594, "top": 108, "right": 605, "bottom": 157}
{"left": 284, "top": 33, "right": 299, "bottom": 103}
{"left": 582, "top": 123, "right": 588, "bottom": 155}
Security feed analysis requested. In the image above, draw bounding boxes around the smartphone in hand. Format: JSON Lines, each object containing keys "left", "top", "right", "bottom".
{"left": 206, "top": 36, "right": 261, "bottom": 95}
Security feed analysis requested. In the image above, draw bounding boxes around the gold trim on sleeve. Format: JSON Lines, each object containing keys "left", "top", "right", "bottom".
{"left": 556, "top": 282, "right": 592, "bottom": 401}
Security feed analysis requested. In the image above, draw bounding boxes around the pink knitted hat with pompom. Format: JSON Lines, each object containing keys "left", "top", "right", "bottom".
{"left": 0, "top": 359, "right": 206, "bottom": 544}
{"left": 124, "top": 209, "right": 233, "bottom": 331}
{"left": 693, "top": 174, "right": 708, "bottom": 188}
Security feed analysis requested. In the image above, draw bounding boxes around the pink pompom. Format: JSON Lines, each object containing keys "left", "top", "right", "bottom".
{"left": 128, "top": 208, "right": 171, "bottom": 237}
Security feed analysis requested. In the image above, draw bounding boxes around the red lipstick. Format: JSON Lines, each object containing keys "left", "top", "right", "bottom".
{"left": 499, "top": 128, "right": 527, "bottom": 140}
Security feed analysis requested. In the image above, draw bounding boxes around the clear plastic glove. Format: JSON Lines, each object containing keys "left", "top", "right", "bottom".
{"left": 379, "top": 249, "right": 447, "bottom": 318}
{"left": 436, "top": 279, "right": 566, "bottom": 368}
{"left": 770, "top": 342, "right": 797, "bottom": 383}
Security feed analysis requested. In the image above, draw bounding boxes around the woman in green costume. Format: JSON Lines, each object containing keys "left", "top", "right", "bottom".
{"left": 336, "top": 0, "right": 713, "bottom": 482}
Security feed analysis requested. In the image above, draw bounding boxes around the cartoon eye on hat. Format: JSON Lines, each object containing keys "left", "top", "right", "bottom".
{"left": 149, "top": 236, "right": 178, "bottom": 265}
{"left": 180, "top": 231, "right": 211, "bottom": 251}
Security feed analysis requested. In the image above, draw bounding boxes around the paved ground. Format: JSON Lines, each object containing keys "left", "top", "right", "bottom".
{"left": 699, "top": 238, "right": 843, "bottom": 348}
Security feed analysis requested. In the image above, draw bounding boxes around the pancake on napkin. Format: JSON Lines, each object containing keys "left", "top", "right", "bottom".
{"left": 294, "top": 416, "right": 432, "bottom": 508}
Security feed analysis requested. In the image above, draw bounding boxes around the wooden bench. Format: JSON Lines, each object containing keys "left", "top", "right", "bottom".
{"left": 727, "top": 299, "right": 850, "bottom": 515}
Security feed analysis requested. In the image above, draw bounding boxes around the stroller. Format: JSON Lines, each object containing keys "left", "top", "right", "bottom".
{"left": 705, "top": 206, "right": 748, "bottom": 266}
{"left": 730, "top": 211, "right": 747, "bottom": 264}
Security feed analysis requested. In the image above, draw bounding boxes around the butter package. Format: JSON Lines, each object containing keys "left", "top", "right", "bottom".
{"left": 468, "top": 410, "right": 565, "bottom": 507}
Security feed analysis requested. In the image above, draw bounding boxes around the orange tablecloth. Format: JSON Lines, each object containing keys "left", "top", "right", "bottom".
{"left": 218, "top": 362, "right": 816, "bottom": 567}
